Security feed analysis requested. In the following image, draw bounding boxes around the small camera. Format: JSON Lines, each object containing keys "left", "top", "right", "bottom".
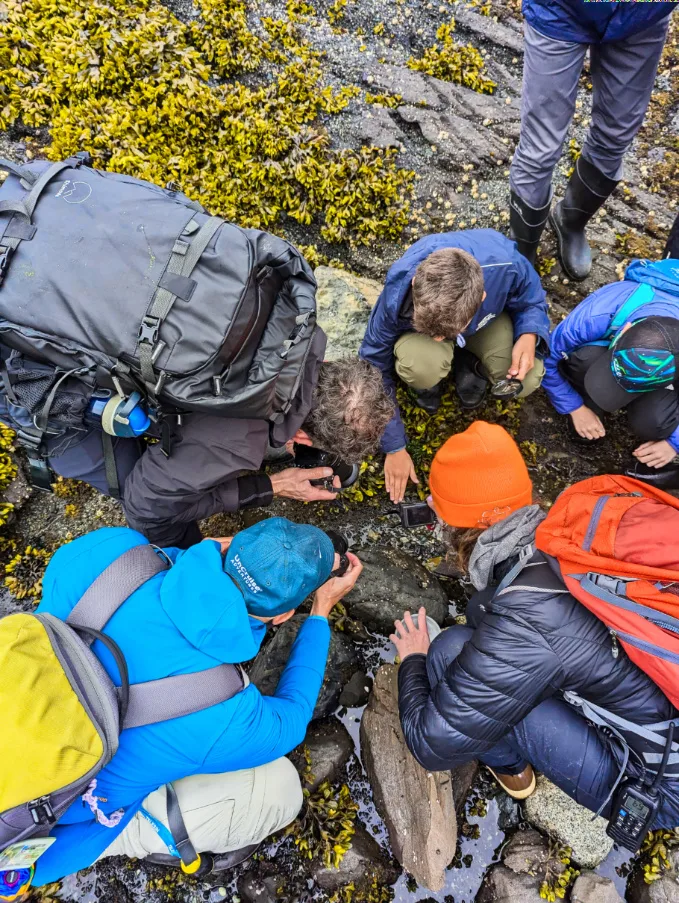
{"left": 398, "top": 501, "right": 437, "bottom": 528}
{"left": 325, "top": 529, "right": 350, "bottom": 577}
{"left": 293, "top": 444, "right": 360, "bottom": 490}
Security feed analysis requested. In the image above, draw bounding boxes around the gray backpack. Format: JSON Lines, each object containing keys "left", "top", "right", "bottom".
{"left": 0, "top": 543, "right": 243, "bottom": 871}
{"left": 0, "top": 154, "right": 318, "bottom": 452}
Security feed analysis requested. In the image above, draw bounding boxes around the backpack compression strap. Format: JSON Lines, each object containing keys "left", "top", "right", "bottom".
{"left": 66, "top": 542, "right": 244, "bottom": 730}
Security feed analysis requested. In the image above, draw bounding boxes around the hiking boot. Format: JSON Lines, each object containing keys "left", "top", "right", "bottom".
{"left": 487, "top": 764, "right": 536, "bottom": 800}
{"left": 509, "top": 190, "right": 551, "bottom": 266}
{"left": 626, "top": 461, "right": 679, "bottom": 490}
{"left": 454, "top": 348, "right": 487, "bottom": 410}
{"left": 413, "top": 382, "right": 444, "bottom": 414}
{"left": 145, "top": 844, "right": 260, "bottom": 874}
{"left": 549, "top": 157, "right": 619, "bottom": 282}
{"left": 210, "top": 843, "right": 261, "bottom": 871}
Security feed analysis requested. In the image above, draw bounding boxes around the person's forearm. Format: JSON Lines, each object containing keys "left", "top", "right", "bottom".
{"left": 273, "top": 615, "right": 331, "bottom": 713}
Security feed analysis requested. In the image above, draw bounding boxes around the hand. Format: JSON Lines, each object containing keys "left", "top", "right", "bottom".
{"left": 285, "top": 429, "right": 313, "bottom": 454}
{"left": 270, "top": 467, "right": 341, "bottom": 502}
{"left": 205, "top": 536, "right": 233, "bottom": 554}
{"left": 384, "top": 448, "right": 419, "bottom": 504}
{"left": 311, "top": 552, "right": 363, "bottom": 617}
{"left": 390, "top": 607, "right": 431, "bottom": 660}
{"left": 634, "top": 440, "right": 677, "bottom": 468}
{"left": 508, "top": 333, "right": 536, "bottom": 381}
{"left": 570, "top": 405, "right": 606, "bottom": 440}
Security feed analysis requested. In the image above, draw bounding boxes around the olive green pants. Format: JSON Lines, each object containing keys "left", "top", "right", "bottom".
{"left": 393, "top": 313, "right": 544, "bottom": 397}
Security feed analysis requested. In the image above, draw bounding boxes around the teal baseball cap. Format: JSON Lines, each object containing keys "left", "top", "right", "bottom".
{"left": 223, "top": 517, "right": 335, "bottom": 616}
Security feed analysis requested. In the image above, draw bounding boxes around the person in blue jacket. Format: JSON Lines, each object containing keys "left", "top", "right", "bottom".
{"left": 544, "top": 259, "right": 679, "bottom": 487}
{"left": 25, "top": 517, "right": 362, "bottom": 888}
{"left": 509, "top": 0, "right": 676, "bottom": 279}
{"left": 359, "top": 229, "right": 550, "bottom": 503}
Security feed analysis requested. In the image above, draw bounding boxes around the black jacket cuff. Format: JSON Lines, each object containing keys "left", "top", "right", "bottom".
{"left": 237, "top": 474, "right": 274, "bottom": 510}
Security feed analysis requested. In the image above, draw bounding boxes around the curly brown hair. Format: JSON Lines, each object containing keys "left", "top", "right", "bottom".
{"left": 412, "top": 248, "right": 485, "bottom": 339}
{"left": 303, "top": 357, "right": 395, "bottom": 463}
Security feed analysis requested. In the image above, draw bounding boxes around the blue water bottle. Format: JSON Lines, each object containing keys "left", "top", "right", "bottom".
{"left": 85, "top": 390, "right": 151, "bottom": 438}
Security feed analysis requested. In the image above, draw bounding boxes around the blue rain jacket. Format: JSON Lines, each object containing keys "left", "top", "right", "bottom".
{"left": 32, "top": 527, "right": 330, "bottom": 884}
{"left": 543, "top": 270, "right": 679, "bottom": 451}
{"left": 359, "top": 230, "right": 550, "bottom": 453}
{"left": 522, "top": 0, "right": 676, "bottom": 44}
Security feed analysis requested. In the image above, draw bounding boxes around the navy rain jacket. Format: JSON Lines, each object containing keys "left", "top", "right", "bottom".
{"left": 359, "top": 230, "right": 550, "bottom": 453}
{"left": 523, "top": 0, "right": 676, "bottom": 44}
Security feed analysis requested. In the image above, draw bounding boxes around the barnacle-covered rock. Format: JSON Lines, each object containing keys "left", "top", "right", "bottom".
{"left": 291, "top": 719, "right": 354, "bottom": 792}
{"left": 315, "top": 266, "right": 381, "bottom": 359}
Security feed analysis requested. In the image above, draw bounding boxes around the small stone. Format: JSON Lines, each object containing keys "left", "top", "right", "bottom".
{"left": 310, "top": 825, "right": 399, "bottom": 891}
{"left": 339, "top": 670, "right": 373, "bottom": 708}
{"left": 505, "top": 97, "right": 512, "bottom": 104}
{"left": 571, "top": 872, "right": 624, "bottom": 903}
{"left": 290, "top": 719, "right": 354, "bottom": 791}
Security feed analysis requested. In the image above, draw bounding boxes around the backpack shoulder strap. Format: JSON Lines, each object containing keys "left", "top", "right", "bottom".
{"left": 66, "top": 543, "right": 169, "bottom": 634}
{"left": 123, "top": 662, "right": 244, "bottom": 730}
{"left": 605, "top": 282, "right": 656, "bottom": 339}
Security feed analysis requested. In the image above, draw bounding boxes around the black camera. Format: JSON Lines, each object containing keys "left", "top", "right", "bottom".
{"left": 325, "top": 529, "right": 350, "bottom": 577}
{"left": 293, "top": 444, "right": 360, "bottom": 491}
{"left": 398, "top": 501, "right": 437, "bottom": 528}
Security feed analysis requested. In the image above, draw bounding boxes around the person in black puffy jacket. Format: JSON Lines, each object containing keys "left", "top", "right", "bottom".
{"left": 392, "top": 422, "right": 679, "bottom": 828}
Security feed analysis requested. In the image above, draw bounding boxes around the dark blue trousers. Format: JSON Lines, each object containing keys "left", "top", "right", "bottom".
{"left": 427, "top": 606, "right": 679, "bottom": 826}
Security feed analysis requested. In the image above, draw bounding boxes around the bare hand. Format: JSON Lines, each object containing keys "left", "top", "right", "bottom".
{"left": 311, "top": 552, "right": 363, "bottom": 618}
{"left": 634, "top": 440, "right": 677, "bottom": 468}
{"left": 508, "top": 333, "right": 536, "bottom": 381}
{"left": 270, "top": 467, "right": 341, "bottom": 502}
{"left": 390, "top": 607, "right": 431, "bottom": 660}
{"left": 205, "top": 536, "right": 233, "bottom": 554}
{"left": 570, "top": 405, "right": 606, "bottom": 440}
{"left": 384, "top": 449, "right": 419, "bottom": 504}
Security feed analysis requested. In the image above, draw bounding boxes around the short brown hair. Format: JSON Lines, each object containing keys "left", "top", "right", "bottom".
{"left": 303, "top": 358, "right": 395, "bottom": 463}
{"left": 411, "top": 248, "right": 484, "bottom": 339}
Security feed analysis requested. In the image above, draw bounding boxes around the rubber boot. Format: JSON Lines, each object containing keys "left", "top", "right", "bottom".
{"left": 549, "top": 157, "right": 619, "bottom": 282}
{"left": 509, "top": 190, "right": 551, "bottom": 265}
{"left": 413, "top": 381, "right": 443, "bottom": 414}
{"left": 625, "top": 461, "right": 679, "bottom": 490}
{"left": 454, "top": 347, "right": 487, "bottom": 410}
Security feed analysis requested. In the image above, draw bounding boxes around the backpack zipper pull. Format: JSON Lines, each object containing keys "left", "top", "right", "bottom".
{"left": 610, "top": 630, "right": 619, "bottom": 659}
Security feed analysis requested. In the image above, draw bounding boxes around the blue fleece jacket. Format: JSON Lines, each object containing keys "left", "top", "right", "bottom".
{"left": 544, "top": 280, "right": 679, "bottom": 451}
{"left": 359, "top": 230, "right": 550, "bottom": 453}
{"left": 32, "top": 527, "right": 330, "bottom": 885}
{"left": 523, "top": 0, "right": 676, "bottom": 44}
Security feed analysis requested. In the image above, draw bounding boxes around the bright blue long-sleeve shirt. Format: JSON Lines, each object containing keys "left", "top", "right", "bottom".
{"left": 359, "top": 230, "right": 550, "bottom": 453}
{"left": 543, "top": 280, "right": 679, "bottom": 452}
{"left": 32, "top": 527, "right": 330, "bottom": 885}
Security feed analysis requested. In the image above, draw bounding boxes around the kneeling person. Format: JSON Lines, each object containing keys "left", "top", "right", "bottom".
{"left": 23, "top": 518, "right": 362, "bottom": 889}
{"left": 359, "top": 229, "right": 550, "bottom": 503}
{"left": 543, "top": 259, "right": 679, "bottom": 486}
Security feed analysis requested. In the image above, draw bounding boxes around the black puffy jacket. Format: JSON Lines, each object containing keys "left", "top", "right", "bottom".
{"left": 398, "top": 553, "right": 676, "bottom": 772}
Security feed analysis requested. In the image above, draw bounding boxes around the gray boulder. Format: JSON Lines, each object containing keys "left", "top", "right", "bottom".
{"left": 627, "top": 848, "right": 679, "bottom": 903}
{"left": 476, "top": 865, "right": 545, "bottom": 903}
{"left": 248, "top": 615, "right": 359, "bottom": 719}
{"left": 571, "top": 871, "right": 624, "bottom": 903}
{"left": 502, "top": 829, "right": 555, "bottom": 876}
{"left": 290, "top": 719, "right": 354, "bottom": 792}
{"left": 344, "top": 547, "right": 448, "bottom": 635}
{"left": 360, "top": 664, "right": 457, "bottom": 892}
{"left": 523, "top": 776, "right": 613, "bottom": 868}
{"left": 452, "top": 760, "right": 479, "bottom": 814}
{"left": 314, "top": 266, "right": 381, "bottom": 360}
{"left": 310, "top": 824, "right": 399, "bottom": 891}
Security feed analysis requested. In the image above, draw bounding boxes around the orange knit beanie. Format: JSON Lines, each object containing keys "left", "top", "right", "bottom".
{"left": 429, "top": 421, "right": 532, "bottom": 528}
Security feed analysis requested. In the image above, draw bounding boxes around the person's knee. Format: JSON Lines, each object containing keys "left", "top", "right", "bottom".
{"left": 394, "top": 334, "right": 453, "bottom": 391}
{"left": 264, "top": 757, "right": 304, "bottom": 832}
{"left": 519, "top": 359, "right": 545, "bottom": 398}
{"left": 426, "top": 625, "right": 473, "bottom": 685}
{"left": 627, "top": 393, "right": 679, "bottom": 442}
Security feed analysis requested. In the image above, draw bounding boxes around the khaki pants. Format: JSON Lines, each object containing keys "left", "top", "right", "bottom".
{"left": 394, "top": 313, "right": 544, "bottom": 398}
{"left": 99, "top": 757, "right": 303, "bottom": 861}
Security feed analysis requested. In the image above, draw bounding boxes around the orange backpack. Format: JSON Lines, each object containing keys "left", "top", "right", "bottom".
{"left": 535, "top": 474, "right": 679, "bottom": 709}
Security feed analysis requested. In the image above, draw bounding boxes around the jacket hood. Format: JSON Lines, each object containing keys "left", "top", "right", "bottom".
{"left": 159, "top": 540, "right": 265, "bottom": 663}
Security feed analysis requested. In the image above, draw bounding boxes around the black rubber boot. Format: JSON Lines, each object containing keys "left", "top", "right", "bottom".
{"left": 509, "top": 190, "right": 551, "bottom": 265}
{"left": 549, "top": 157, "right": 619, "bottom": 282}
{"left": 454, "top": 348, "right": 487, "bottom": 410}
{"left": 625, "top": 461, "right": 679, "bottom": 490}
{"left": 413, "top": 381, "right": 444, "bottom": 414}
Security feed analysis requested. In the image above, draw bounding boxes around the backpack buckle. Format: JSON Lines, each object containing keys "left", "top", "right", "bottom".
{"left": 0, "top": 244, "right": 14, "bottom": 284}
{"left": 29, "top": 796, "right": 56, "bottom": 826}
{"left": 139, "top": 317, "right": 160, "bottom": 346}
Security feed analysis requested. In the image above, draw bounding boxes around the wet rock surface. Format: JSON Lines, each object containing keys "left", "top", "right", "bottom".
{"left": 360, "top": 664, "right": 457, "bottom": 891}
{"left": 315, "top": 266, "right": 381, "bottom": 360}
{"left": 627, "top": 848, "right": 679, "bottom": 903}
{"left": 475, "top": 865, "right": 546, "bottom": 903}
{"left": 248, "top": 614, "right": 359, "bottom": 719}
{"left": 310, "top": 824, "right": 400, "bottom": 891}
{"left": 524, "top": 775, "right": 614, "bottom": 869}
{"left": 338, "top": 670, "right": 373, "bottom": 708}
{"left": 343, "top": 546, "right": 449, "bottom": 634}
{"left": 290, "top": 718, "right": 354, "bottom": 791}
{"left": 571, "top": 870, "right": 625, "bottom": 903}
